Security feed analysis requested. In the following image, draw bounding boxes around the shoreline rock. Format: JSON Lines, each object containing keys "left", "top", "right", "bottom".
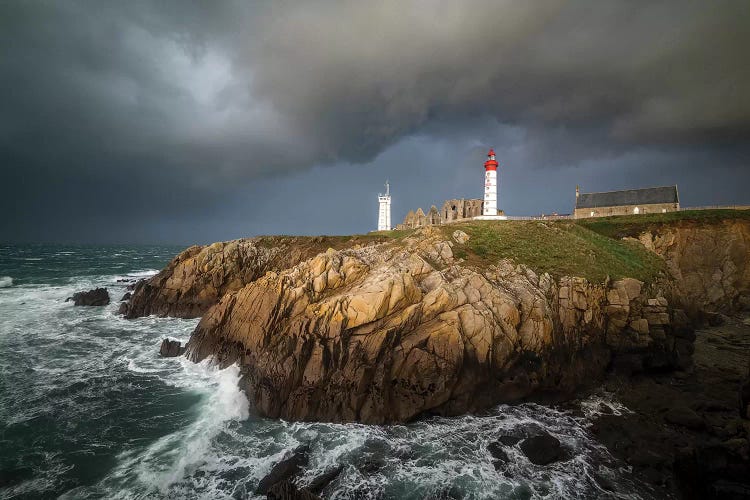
{"left": 159, "top": 339, "right": 185, "bottom": 357}
{"left": 67, "top": 288, "right": 110, "bottom": 306}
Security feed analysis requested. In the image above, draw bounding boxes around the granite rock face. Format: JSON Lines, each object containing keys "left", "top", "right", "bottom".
{"left": 637, "top": 220, "right": 750, "bottom": 316}
{"left": 122, "top": 236, "right": 383, "bottom": 319}
{"left": 186, "top": 228, "right": 685, "bottom": 423}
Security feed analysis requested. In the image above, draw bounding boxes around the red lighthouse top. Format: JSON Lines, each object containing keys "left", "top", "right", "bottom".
{"left": 484, "top": 148, "right": 498, "bottom": 171}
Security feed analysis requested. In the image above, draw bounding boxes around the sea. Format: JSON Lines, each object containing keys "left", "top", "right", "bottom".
{"left": 0, "top": 244, "right": 653, "bottom": 499}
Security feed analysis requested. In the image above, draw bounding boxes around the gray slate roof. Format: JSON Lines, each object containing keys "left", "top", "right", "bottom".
{"left": 576, "top": 186, "right": 678, "bottom": 209}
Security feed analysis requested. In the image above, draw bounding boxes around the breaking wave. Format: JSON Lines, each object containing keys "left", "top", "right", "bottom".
{"left": 0, "top": 276, "right": 12, "bottom": 287}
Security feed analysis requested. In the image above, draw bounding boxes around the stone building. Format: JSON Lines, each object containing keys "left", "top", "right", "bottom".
{"left": 395, "top": 198, "right": 501, "bottom": 229}
{"left": 441, "top": 198, "right": 484, "bottom": 222}
{"left": 574, "top": 185, "right": 680, "bottom": 219}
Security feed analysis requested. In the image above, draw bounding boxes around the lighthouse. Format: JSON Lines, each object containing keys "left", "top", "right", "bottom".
{"left": 475, "top": 148, "right": 507, "bottom": 220}
{"left": 377, "top": 181, "right": 392, "bottom": 231}
{"left": 483, "top": 148, "right": 498, "bottom": 216}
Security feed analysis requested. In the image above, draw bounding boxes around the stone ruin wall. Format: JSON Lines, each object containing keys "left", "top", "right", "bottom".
{"left": 396, "top": 198, "right": 485, "bottom": 230}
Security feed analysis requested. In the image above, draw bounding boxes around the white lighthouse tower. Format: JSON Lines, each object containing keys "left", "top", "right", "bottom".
{"left": 377, "top": 181, "right": 392, "bottom": 231}
{"left": 475, "top": 148, "right": 507, "bottom": 220}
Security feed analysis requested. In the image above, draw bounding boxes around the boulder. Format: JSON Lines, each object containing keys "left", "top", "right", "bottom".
{"left": 120, "top": 292, "right": 132, "bottom": 302}
{"left": 68, "top": 288, "right": 110, "bottom": 306}
{"left": 519, "top": 433, "right": 567, "bottom": 465}
{"left": 159, "top": 339, "right": 185, "bottom": 358}
{"left": 257, "top": 446, "right": 310, "bottom": 495}
{"left": 452, "top": 230, "right": 469, "bottom": 244}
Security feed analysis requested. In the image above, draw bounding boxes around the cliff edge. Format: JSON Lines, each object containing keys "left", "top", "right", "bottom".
{"left": 127, "top": 212, "right": 750, "bottom": 423}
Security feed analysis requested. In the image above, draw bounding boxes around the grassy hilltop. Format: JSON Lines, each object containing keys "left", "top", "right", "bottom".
{"left": 371, "top": 210, "right": 750, "bottom": 284}
{"left": 437, "top": 220, "right": 665, "bottom": 283}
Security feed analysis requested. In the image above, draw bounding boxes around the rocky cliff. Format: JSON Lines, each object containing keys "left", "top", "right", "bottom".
{"left": 185, "top": 227, "right": 692, "bottom": 423}
{"left": 121, "top": 235, "right": 386, "bottom": 319}
{"left": 124, "top": 215, "right": 750, "bottom": 423}
{"left": 635, "top": 219, "right": 750, "bottom": 315}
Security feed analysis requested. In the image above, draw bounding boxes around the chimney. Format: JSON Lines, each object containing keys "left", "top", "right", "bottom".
{"left": 576, "top": 185, "right": 580, "bottom": 198}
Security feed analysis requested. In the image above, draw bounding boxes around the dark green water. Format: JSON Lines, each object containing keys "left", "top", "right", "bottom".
{"left": 0, "top": 244, "right": 652, "bottom": 499}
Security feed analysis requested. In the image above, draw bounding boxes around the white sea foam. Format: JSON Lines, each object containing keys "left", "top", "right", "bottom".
{"left": 94, "top": 361, "right": 250, "bottom": 497}
{"left": 0, "top": 276, "right": 12, "bottom": 287}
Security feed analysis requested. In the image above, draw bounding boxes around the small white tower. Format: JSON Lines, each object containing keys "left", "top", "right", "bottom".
{"left": 377, "top": 181, "right": 392, "bottom": 231}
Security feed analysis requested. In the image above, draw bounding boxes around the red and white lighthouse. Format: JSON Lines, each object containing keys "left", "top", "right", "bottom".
{"left": 483, "top": 148, "right": 499, "bottom": 216}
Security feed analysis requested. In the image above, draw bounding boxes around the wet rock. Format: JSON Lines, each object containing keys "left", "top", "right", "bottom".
{"left": 498, "top": 434, "right": 522, "bottom": 446}
{"left": 519, "top": 433, "right": 566, "bottom": 465}
{"left": 665, "top": 406, "right": 704, "bottom": 430}
{"left": 306, "top": 465, "right": 344, "bottom": 495}
{"left": 120, "top": 292, "right": 132, "bottom": 302}
{"left": 117, "top": 302, "right": 128, "bottom": 315}
{"left": 67, "top": 288, "right": 110, "bottom": 306}
{"left": 487, "top": 441, "right": 509, "bottom": 467}
{"left": 257, "top": 446, "right": 310, "bottom": 495}
{"left": 159, "top": 339, "right": 185, "bottom": 358}
{"left": 267, "top": 480, "right": 321, "bottom": 500}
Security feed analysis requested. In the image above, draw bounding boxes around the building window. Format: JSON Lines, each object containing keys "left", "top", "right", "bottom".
{"left": 633, "top": 207, "right": 640, "bottom": 214}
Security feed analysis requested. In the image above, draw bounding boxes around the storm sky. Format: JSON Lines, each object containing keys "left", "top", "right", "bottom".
{"left": 1, "top": 1, "right": 749, "bottom": 244}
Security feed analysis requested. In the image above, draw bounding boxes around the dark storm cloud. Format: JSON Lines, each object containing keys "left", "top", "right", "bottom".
{"left": 0, "top": 1, "right": 748, "bottom": 243}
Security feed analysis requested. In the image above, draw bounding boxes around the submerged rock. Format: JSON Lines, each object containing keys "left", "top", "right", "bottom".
{"left": 67, "top": 288, "right": 110, "bottom": 306}
{"left": 487, "top": 441, "right": 509, "bottom": 467}
{"left": 306, "top": 466, "right": 344, "bottom": 495}
{"left": 519, "top": 433, "right": 567, "bottom": 465}
{"left": 159, "top": 339, "right": 185, "bottom": 358}
{"left": 257, "top": 445, "right": 310, "bottom": 495}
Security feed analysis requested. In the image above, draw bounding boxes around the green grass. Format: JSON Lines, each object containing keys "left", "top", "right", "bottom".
{"left": 577, "top": 209, "right": 750, "bottom": 239}
{"left": 442, "top": 220, "right": 665, "bottom": 283}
